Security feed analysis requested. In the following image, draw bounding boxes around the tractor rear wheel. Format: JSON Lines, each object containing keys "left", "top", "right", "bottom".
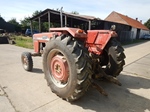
{"left": 102, "top": 38, "right": 126, "bottom": 77}
{"left": 21, "top": 52, "right": 33, "bottom": 71}
{"left": 43, "top": 35, "right": 92, "bottom": 102}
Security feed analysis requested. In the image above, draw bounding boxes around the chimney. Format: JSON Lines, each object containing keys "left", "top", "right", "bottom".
{"left": 140, "top": 20, "right": 142, "bottom": 23}
{"left": 136, "top": 18, "right": 138, "bottom": 21}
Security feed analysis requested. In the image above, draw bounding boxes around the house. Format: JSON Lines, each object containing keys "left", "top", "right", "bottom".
{"left": 105, "top": 11, "right": 149, "bottom": 40}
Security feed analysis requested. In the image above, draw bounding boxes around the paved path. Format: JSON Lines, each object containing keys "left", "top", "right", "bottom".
{"left": 0, "top": 41, "right": 150, "bottom": 112}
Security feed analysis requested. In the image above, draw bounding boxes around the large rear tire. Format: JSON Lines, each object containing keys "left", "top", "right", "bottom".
{"left": 43, "top": 35, "right": 92, "bottom": 101}
{"left": 102, "top": 38, "right": 126, "bottom": 77}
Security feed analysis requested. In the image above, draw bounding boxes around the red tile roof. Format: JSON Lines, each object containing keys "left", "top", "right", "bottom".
{"left": 105, "top": 11, "right": 149, "bottom": 30}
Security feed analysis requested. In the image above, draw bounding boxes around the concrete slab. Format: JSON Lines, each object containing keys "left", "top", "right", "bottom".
{"left": 0, "top": 45, "right": 58, "bottom": 112}
{"left": 145, "top": 54, "right": 150, "bottom": 58}
{"left": 136, "top": 56, "right": 150, "bottom": 66}
{"left": 0, "top": 85, "right": 15, "bottom": 112}
{"left": 124, "top": 63, "right": 150, "bottom": 78}
{"left": 124, "top": 54, "right": 150, "bottom": 78}
{"left": 0, "top": 96, "right": 15, "bottom": 112}
{"left": 124, "top": 41, "right": 150, "bottom": 65}
{"left": 0, "top": 62, "right": 59, "bottom": 112}
{"left": 31, "top": 72, "right": 150, "bottom": 112}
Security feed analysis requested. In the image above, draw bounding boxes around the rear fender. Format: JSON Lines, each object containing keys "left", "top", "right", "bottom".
{"left": 86, "top": 30, "right": 117, "bottom": 55}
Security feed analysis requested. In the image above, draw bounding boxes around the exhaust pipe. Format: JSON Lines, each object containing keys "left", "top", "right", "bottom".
{"left": 60, "top": 7, "right": 63, "bottom": 27}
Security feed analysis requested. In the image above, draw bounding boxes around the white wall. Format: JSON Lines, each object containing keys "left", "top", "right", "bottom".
{"left": 131, "top": 27, "right": 137, "bottom": 39}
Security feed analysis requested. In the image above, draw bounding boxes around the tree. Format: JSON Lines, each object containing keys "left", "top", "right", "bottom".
{"left": 20, "top": 10, "right": 43, "bottom": 32}
{"left": 32, "top": 10, "right": 42, "bottom": 17}
{"left": 144, "top": 18, "right": 150, "bottom": 30}
{"left": 20, "top": 16, "right": 31, "bottom": 33}
{"left": 8, "top": 18, "right": 20, "bottom": 26}
{"left": 71, "top": 11, "right": 79, "bottom": 15}
{"left": 20, "top": 16, "right": 30, "bottom": 27}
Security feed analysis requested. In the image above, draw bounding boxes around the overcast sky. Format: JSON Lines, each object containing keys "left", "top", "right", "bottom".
{"left": 0, "top": 0, "right": 150, "bottom": 23}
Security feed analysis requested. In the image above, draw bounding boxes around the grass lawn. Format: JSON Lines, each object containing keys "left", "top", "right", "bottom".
{"left": 10, "top": 35, "right": 33, "bottom": 49}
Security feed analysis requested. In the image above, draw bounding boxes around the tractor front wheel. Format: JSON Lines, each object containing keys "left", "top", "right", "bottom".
{"left": 21, "top": 52, "right": 33, "bottom": 71}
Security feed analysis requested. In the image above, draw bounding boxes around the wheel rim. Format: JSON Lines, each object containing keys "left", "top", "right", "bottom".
{"left": 22, "top": 56, "right": 28, "bottom": 69}
{"left": 48, "top": 49, "right": 69, "bottom": 88}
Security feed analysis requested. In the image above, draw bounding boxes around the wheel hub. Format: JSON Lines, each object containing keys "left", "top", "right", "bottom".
{"left": 23, "top": 57, "right": 28, "bottom": 65}
{"left": 50, "top": 55, "right": 69, "bottom": 82}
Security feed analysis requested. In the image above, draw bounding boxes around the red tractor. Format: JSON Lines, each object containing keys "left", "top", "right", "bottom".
{"left": 21, "top": 26, "right": 125, "bottom": 101}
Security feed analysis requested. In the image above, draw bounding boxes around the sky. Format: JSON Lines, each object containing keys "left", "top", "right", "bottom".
{"left": 0, "top": 0, "right": 150, "bottom": 24}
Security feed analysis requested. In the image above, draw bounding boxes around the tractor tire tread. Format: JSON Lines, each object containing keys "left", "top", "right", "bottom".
{"left": 21, "top": 52, "right": 33, "bottom": 71}
{"left": 105, "top": 38, "right": 125, "bottom": 77}
{"left": 43, "top": 35, "right": 92, "bottom": 102}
